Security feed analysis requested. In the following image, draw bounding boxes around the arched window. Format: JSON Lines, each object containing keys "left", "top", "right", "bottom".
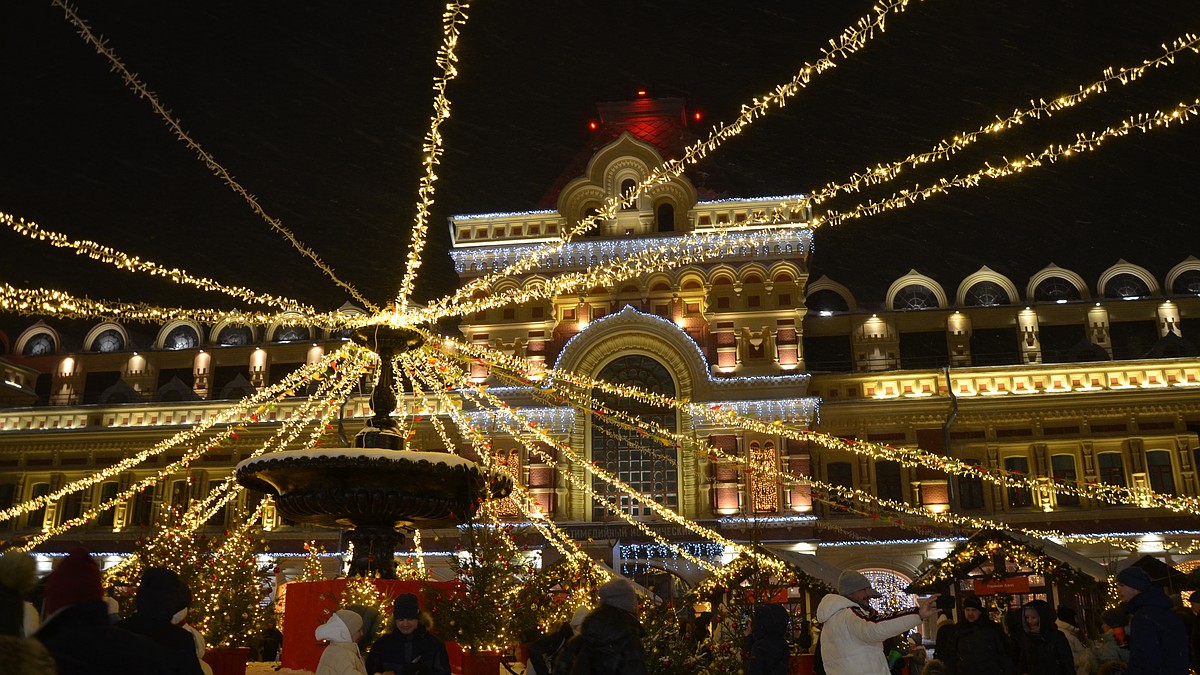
{"left": 1050, "top": 455, "right": 1079, "bottom": 506}
{"left": 964, "top": 281, "right": 1010, "bottom": 307}
{"left": 807, "top": 289, "right": 849, "bottom": 313}
{"left": 92, "top": 329, "right": 125, "bottom": 353}
{"left": 164, "top": 325, "right": 199, "bottom": 350}
{"left": 620, "top": 179, "right": 637, "bottom": 210}
{"left": 583, "top": 207, "right": 602, "bottom": 236}
{"left": 1171, "top": 269, "right": 1200, "bottom": 296}
{"left": 1033, "top": 277, "right": 1080, "bottom": 303}
{"left": 22, "top": 333, "right": 55, "bottom": 356}
{"left": 893, "top": 284, "right": 937, "bottom": 310}
{"left": 591, "top": 355, "right": 677, "bottom": 519}
{"left": 1104, "top": 273, "right": 1150, "bottom": 300}
{"left": 656, "top": 203, "right": 675, "bottom": 232}
{"left": 217, "top": 325, "right": 254, "bottom": 346}
{"left": 275, "top": 325, "right": 310, "bottom": 342}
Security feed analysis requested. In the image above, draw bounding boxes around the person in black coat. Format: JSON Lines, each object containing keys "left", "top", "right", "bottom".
{"left": 1016, "top": 599, "right": 1074, "bottom": 675}
{"left": 554, "top": 577, "right": 647, "bottom": 675}
{"left": 945, "top": 595, "right": 1013, "bottom": 675}
{"left": 116, "top": 567, "right": 205, "bottom": 675}
{"left": 35, "top": 547, "right": 169, "bottom": 675}
{"left": 746, "top": 603, "right": 790, "bottom": 675}
{"left": 364, "top": 593, "right": 450, "bottom": 675}
{"left": 1115, "top": 566, "right": 1189, "bottom": 675}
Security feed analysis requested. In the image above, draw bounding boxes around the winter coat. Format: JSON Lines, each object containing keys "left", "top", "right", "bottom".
{"left": 555, "top": 604, "right": 647, "bottom": 675}
{"left": 747, "top": 604, "right": 790, "bottom": 675}
{"left": 813, "top": 593, "right": 921, "bottom": 675}
{"left": 1054, "top": 619, "right": 1092, "bottom": 675}
{"left": 527, "top": 621, "right": 572, "bottom": 675}
{"left": 0, "top": 635, "right": 57, "bottom": 675}
{"left": 1123, "top": 585, "right": 1189, "bottom": 675}
{"left": 117, "top": 567, "right": 205, "bottom": 675}
{"left": 316, "top": 612, "right": 368, "bottom": 675}
{"left": 941, "top": 614, "right": 1013, "bottom": 675}
{"left": 1088, "top": 631, "right": 1128, "bottom": 668}
{"left": 36, "top": 599, "right": 170, "bottom": 675}
{"left": 1015, "top": 601, "right": 1074, "bottom": 675}
{"left": 365, "top": 625, "right": 451, "bottom": 675}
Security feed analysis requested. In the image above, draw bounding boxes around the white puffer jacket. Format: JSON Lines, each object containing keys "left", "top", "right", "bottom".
{"left": 814, "top": 593, "right": 921, "bottom": 675}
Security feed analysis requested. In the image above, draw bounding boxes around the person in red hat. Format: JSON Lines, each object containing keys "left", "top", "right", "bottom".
{"left": 35, "top": 547, "right": 169, "bottom": 675}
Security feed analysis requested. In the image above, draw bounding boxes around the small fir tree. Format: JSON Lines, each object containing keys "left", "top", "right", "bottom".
{"left": 193, "top": 508, "right": 271, "bottom": 648}
{"left": 421, "top": 517, "right": 533, "bottom": 653}
{"left": 642, "top": 599, "right": 702, "bottom": 675}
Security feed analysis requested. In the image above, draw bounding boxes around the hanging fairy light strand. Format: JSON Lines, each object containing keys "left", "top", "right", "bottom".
{"left": 0, "top": 283, "right": 361, "bottom": 330}
{"left": 451, "top": 335, "right": 1200, "bottom": 515}
{"left": 395, "top": 1, "right": 472, "bottom": 314}
{"left": 0, "top": 345, "right": 357, "bottom": 523}
{"left": 408, "top": 354, "right": 596, "bottom": 565}
{"left": 0, "top": 211, "right": 314, "bottom": 313}
{"left": 416, "top": 0, "right": 916, "bottom": 321}
{"left": 48, "top": 0, "right": 377, "bottom": 311}
{"left": 807, "top": 32, "right": 1200, "bottom": 207}
{"left": 414, "top": 87, "right": 1200, "bottom": 323}
{"left": 408, "top": 354, "right": 728, "bottom": 574}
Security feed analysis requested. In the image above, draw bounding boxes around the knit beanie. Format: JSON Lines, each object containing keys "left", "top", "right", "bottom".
{"left": 43, "top": 547, "right": 103, "bottom": 617}
{"left": 136, "top": 567, "right": 191, "bottom": 619}
{"left": 598, "top": 578, "right": 638, "bottom": 614}
{"left": 1116, "top": 566, "right": 1153, "bottom": 592}
{"left": 336, "top": 609, "right": 364, "bottom": 635}
{"left": 962, "top": 595, "right": 983, "bottom": 610}
{"left": 393, "top": 593, "right": 420, "bottom": 620}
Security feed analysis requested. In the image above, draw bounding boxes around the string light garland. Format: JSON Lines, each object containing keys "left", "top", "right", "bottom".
{"left": 409, "top": 354, "right": 726, "bottom": 573}
{"left": 910, "top": 532, "right": 1100, "bottom": 592}
{"left": 0, "top": 211, "right": 314, "bottom": 313}
{"left": 417, "top": 0, "right": 916, "bottom": 322}
{"left": 0, "top": 283, "right": 362, "bottom": 330}
{"left": 0, "top": 345, "right": 359, "bottom": 524}
{"left": 395, "top": 1, "right": 471, "bottom": 314}
{"left": 18, "top": 348, "right": 369, "bottom": 553}
{"left": 806, "top": 33, "right": 1200, "bottom": 208}
{"left": 49, "top": 0, "right": 377, "bottom": 311}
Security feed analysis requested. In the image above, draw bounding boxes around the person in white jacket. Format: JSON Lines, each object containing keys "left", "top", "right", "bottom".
{"left": 814, "top": 570, "right": 941, "bottom": 675}
{"left": 316, "top": 609, "right": 368, "bottom": 675}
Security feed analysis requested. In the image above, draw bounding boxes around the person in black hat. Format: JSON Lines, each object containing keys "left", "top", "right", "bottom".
{"left": 364, "top": 593, "right": 449, "bottom": 675}
{"left": 943, "top": 595, "right": 1013, "bottom": 675}
{"left": 116, "top": 567, "right": 205, "bottom": 675}
{"left": 1115, "top": 566, "right": 1188, "bottom": 675}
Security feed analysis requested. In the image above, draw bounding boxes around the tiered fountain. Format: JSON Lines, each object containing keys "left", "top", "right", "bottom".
{"left": 236, "top": 325, "right": 512, "bottom": 578}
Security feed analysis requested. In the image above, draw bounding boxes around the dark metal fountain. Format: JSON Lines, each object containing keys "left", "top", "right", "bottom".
{"left": 236, "top": 326, "right": 512, "bottom": 578}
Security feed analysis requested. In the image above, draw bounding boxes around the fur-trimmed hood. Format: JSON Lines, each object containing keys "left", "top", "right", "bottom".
{"left": 0, "top": 635, "right": 57, "bottom": 675}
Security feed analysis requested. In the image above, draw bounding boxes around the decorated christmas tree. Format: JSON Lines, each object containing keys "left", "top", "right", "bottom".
{"left": 340, "top": 576, "right": 392, "bottom": 648}
{"left": 193, "top": 507, "right": 271, "bottom": 648}
{"left": 421, "top": 515, "right": 533, "bottom": 653}
{"left": 511, "top": 557, "right": 605, "bottom": 642}
{"left": 110, "top": 507, "right": 209, "bottom": 620}
{"left": 642, "top": 599, "right": 703, "bottom": 675}
{"left": 299, "top": 540, "right": 328, "bottom": 582}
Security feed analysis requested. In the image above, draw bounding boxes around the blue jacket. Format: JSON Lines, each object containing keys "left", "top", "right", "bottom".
{"left": 1123, "top": 586, "right": 1188, "bottom": 675}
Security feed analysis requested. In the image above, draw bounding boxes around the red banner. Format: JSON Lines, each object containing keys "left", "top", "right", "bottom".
{"left": 282, "top": 579, "right": 457, "bottom": 672}
{"left": 972, "top": 577, "right": 1031, "bottom": 595}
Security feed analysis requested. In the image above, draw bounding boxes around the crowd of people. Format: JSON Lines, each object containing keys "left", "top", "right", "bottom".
{"left": 6, "top": 545, "right": 1200, "bottom": 675}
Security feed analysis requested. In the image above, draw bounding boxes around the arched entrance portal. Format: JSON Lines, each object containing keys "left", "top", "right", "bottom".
{"left": 591, "top": 354, "right": 678, "bottom": 519}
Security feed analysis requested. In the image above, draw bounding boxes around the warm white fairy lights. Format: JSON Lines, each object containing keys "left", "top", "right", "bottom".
{"left": 0, "top": 345, "right": 358, "bottom": 523}
{"left": 1, "top": 212, "right": 314, "bottom": 313}
{"left": 396, "top": 1, "right": 471, "bottom": 314}
{"left": 419, "top": 0, "right": 915, "bottom": 321}
{"left": 49, "top": 0, "right": 377, "bottom": 311}
{"left": 0, "top": 283, "right": 362, "bottom": 330}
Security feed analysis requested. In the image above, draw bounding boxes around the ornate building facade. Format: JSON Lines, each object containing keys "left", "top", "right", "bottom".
{"left": 2, "top": 97, "right": 1199, "bottom": 601}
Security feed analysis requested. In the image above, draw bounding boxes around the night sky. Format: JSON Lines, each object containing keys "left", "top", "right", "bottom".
{"left": 2, "top": 1, "right": 1199, "bottom": 336}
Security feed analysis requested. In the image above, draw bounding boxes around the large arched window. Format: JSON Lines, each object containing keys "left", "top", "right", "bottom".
{"left": 964, "top": 281, "right": 1010, "bottom": 307}
{"left": 1033, "top": 277, "right": 1081, "bottom": 303}
{"left": 591, "top": 355, "right": 677, "bottom": 519}
{"left": 656, "top": 203, "right": 675, "bottom": 232}
{"left": 1104, "top": 273, "right": 1150, "bottom": 300}
{"left": 892, "top": 284, "right": 937, "bottom": 310}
